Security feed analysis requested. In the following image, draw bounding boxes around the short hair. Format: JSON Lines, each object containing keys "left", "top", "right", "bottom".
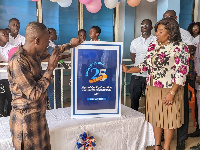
{"left": 9, "top": 18, "right": 19, "bottom": 24}
{"left": 154, "top": 18, "right": 182, "bottom": 43}
{"left": 187, "top": 22, "right": 200, "bottom": 36}
{"left": 78, "top": 29, "right": 86, "bottom": 35}
{"left": 0, "top": 29, "right": 5, "bottom": 33}
{"left": 91, "top": 26, "right": 101, "bottom": 35}
{"left": 25, "top": 22, "right": 47, "bottom": 41}
{"left": 142, "top": 19, "right": 152, "bottom": 26}
{"left": 48, "top": 28, "right": 56, "bottom": 32}
{"left": 164, "top": 10, "right": 176, "bottom": 17}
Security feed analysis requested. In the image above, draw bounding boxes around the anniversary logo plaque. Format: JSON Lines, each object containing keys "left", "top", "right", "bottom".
{"left": 71, "top": 41, "right": 123, "bottom": 118}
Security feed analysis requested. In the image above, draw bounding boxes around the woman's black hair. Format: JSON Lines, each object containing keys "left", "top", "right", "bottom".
{"left": 78, "top": 29, "right": 86, "bottom": 35}
{"left": 187, "top": 22, "right": 200, "bottom": 36}
{"left": 91, "top": 26, "right": 101, "bottom": 35}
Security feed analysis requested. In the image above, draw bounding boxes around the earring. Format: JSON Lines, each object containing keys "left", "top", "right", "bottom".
{"left": 168, "top": 37, "right": 170, "bottom": 43}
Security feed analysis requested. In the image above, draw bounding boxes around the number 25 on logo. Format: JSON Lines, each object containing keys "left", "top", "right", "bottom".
{"left": 89, "top": 68, "right": 107, "bottom": 83}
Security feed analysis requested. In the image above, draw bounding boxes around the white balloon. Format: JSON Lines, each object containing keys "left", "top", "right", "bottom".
{"left": 50, "top": 0, "right": 59, "bottom": 2}
{"left": 147, "top": 0, "right": 155, "bottom": 1}
{"left": 104, "top": 0, "right": 118, "bottom": 9}
{"left": 57, "top": 0, "right": 72, "bottom": 7}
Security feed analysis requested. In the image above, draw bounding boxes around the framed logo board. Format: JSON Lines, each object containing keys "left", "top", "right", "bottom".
{"left": 71, "top": 41, "right": 123, "bottom": 118}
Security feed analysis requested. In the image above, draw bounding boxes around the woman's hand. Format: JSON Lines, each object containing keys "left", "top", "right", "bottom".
{"left": 121, "top": 63, "right": 129, "bottom": 73}
{"left": 163, "top": 92, "right": 175, "bottom": 106}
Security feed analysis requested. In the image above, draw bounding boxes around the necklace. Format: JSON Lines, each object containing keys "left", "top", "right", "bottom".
{"left": 159, "top": 40, "right": 170, "bottom": 48}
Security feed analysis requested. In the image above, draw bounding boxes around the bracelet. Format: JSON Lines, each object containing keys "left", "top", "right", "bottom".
{"left": 169, "top": 90, "right": 175, "bottom": 96}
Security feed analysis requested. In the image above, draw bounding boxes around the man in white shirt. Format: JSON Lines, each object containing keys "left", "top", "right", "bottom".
{"left": 8, "top": 18, "right": 25, "bottom": 46}
{"left": 129, "top": 19, "right": 156, "bottom": 111}
{"left": 0, "top": 29, "right": 15, "bottom": 116}
{"left": 163, "top": 10, "right": 193, "bottom": 150}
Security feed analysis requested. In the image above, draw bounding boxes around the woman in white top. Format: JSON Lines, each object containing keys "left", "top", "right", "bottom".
{"left": 187, "top": 22, "right": 200, "bottom": 47}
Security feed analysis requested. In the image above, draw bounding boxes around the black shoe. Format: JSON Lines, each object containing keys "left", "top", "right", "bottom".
{"left": 190, "top": 143, "right": 200, "bottom": 150}
{"left": 176, "top": 140, "right": 185, "bottom": 150}
{"left": 188, "top": 129, "right": 200, "bottom": 137}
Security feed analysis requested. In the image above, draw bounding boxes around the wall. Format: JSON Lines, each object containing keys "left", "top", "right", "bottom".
{"left": 118, "top": 0, "right": 125, "bottom": 43}
{"left": 83, "top": 0, "right": 114, "bottom": 41}
{"left": 43, "top": 0, "right": 78, "bottom": 45}
{"left": 43, "top": 0, "right": 59, "bottom": 38}
{"left": 198, "top": 0, "right": 200, "bottom": 21}
{"left": 0, "top": 0, "right": 36, "bottom": 36}
{"left": 123, "top": 3, "right": 135, "bottom": 59}
{"left": 59, "top": 1, "right": 78, "bottom": 44}
{"left": 179, "top": 0, "right": 194, "bottom": 30}
{"left": 157, "top": 0, "right": 180, "bottom": 22}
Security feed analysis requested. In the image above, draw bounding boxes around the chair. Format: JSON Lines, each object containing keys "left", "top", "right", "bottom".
{"left": 188, "top": 84, "right": 196, "bottom": 127}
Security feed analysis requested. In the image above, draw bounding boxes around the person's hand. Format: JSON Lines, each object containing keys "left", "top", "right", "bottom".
{"left": 196, "top": 76, "right": 200, "bottom": 84}
{"left": 47, "top": 46, "right": 62, "bottom": 71}
{"left": 121, "top": 63, "right": 129, "bottom": 73}
{"left": 70, "top": 38, "right": 82, "bottom": 48}
{"left": 163, "top": 92, "right": 174, "bottom": 106}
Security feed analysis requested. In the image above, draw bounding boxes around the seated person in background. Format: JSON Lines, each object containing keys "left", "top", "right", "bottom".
{"left": 90, "top": 26, "right": 101, "bottom": 41}
{"left": 0, "top": 29, "right": 15, "bottom": 116}
{"left": 8, "top": 18, "right": 25, "bottom": 46}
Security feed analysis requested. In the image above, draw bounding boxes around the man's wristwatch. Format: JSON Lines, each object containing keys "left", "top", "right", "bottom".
{"left": 67, "top": 43, "right": 72, "bottom": 49}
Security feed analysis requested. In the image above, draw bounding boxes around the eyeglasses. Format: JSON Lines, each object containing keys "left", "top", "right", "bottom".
{"left": 164, "top": 15, "right": 174, "bottom": 19}
{"left": 193, "top": 27, "right": 199, "bottom": 30}
{"left": 141, "top": 24, "right": 149, "bottom": 28}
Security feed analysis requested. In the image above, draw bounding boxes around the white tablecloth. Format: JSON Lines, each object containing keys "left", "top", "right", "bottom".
{"left": 0, "top": 105, "right": 155, "bottom": 150}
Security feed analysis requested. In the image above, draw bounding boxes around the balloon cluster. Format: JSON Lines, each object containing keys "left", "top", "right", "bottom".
{"left": 36, "top": 0, "right": 155, "bottom": 9}
{"left": 76, "top": 132, "right": 96, "bottom": 150}
{"left": 127, "top": 0, "right": 141, "bottom": 7}
{"left": 79, "top": 0, "right": 121, "bottom": 13}
{"left": 126, "top": 0, "right": 156, "bottom": 7}
{"left": 147, "top": 0, "right": 156, "bottom": 2}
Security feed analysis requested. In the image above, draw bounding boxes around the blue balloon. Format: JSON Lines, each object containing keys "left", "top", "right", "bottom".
{"left": 118, "top": 0, "right": 120, "bottom": 2}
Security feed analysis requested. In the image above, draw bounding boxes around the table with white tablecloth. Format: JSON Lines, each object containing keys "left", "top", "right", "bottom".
{"left": 0, "top": 105, "right": 155, "bottom": 150}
